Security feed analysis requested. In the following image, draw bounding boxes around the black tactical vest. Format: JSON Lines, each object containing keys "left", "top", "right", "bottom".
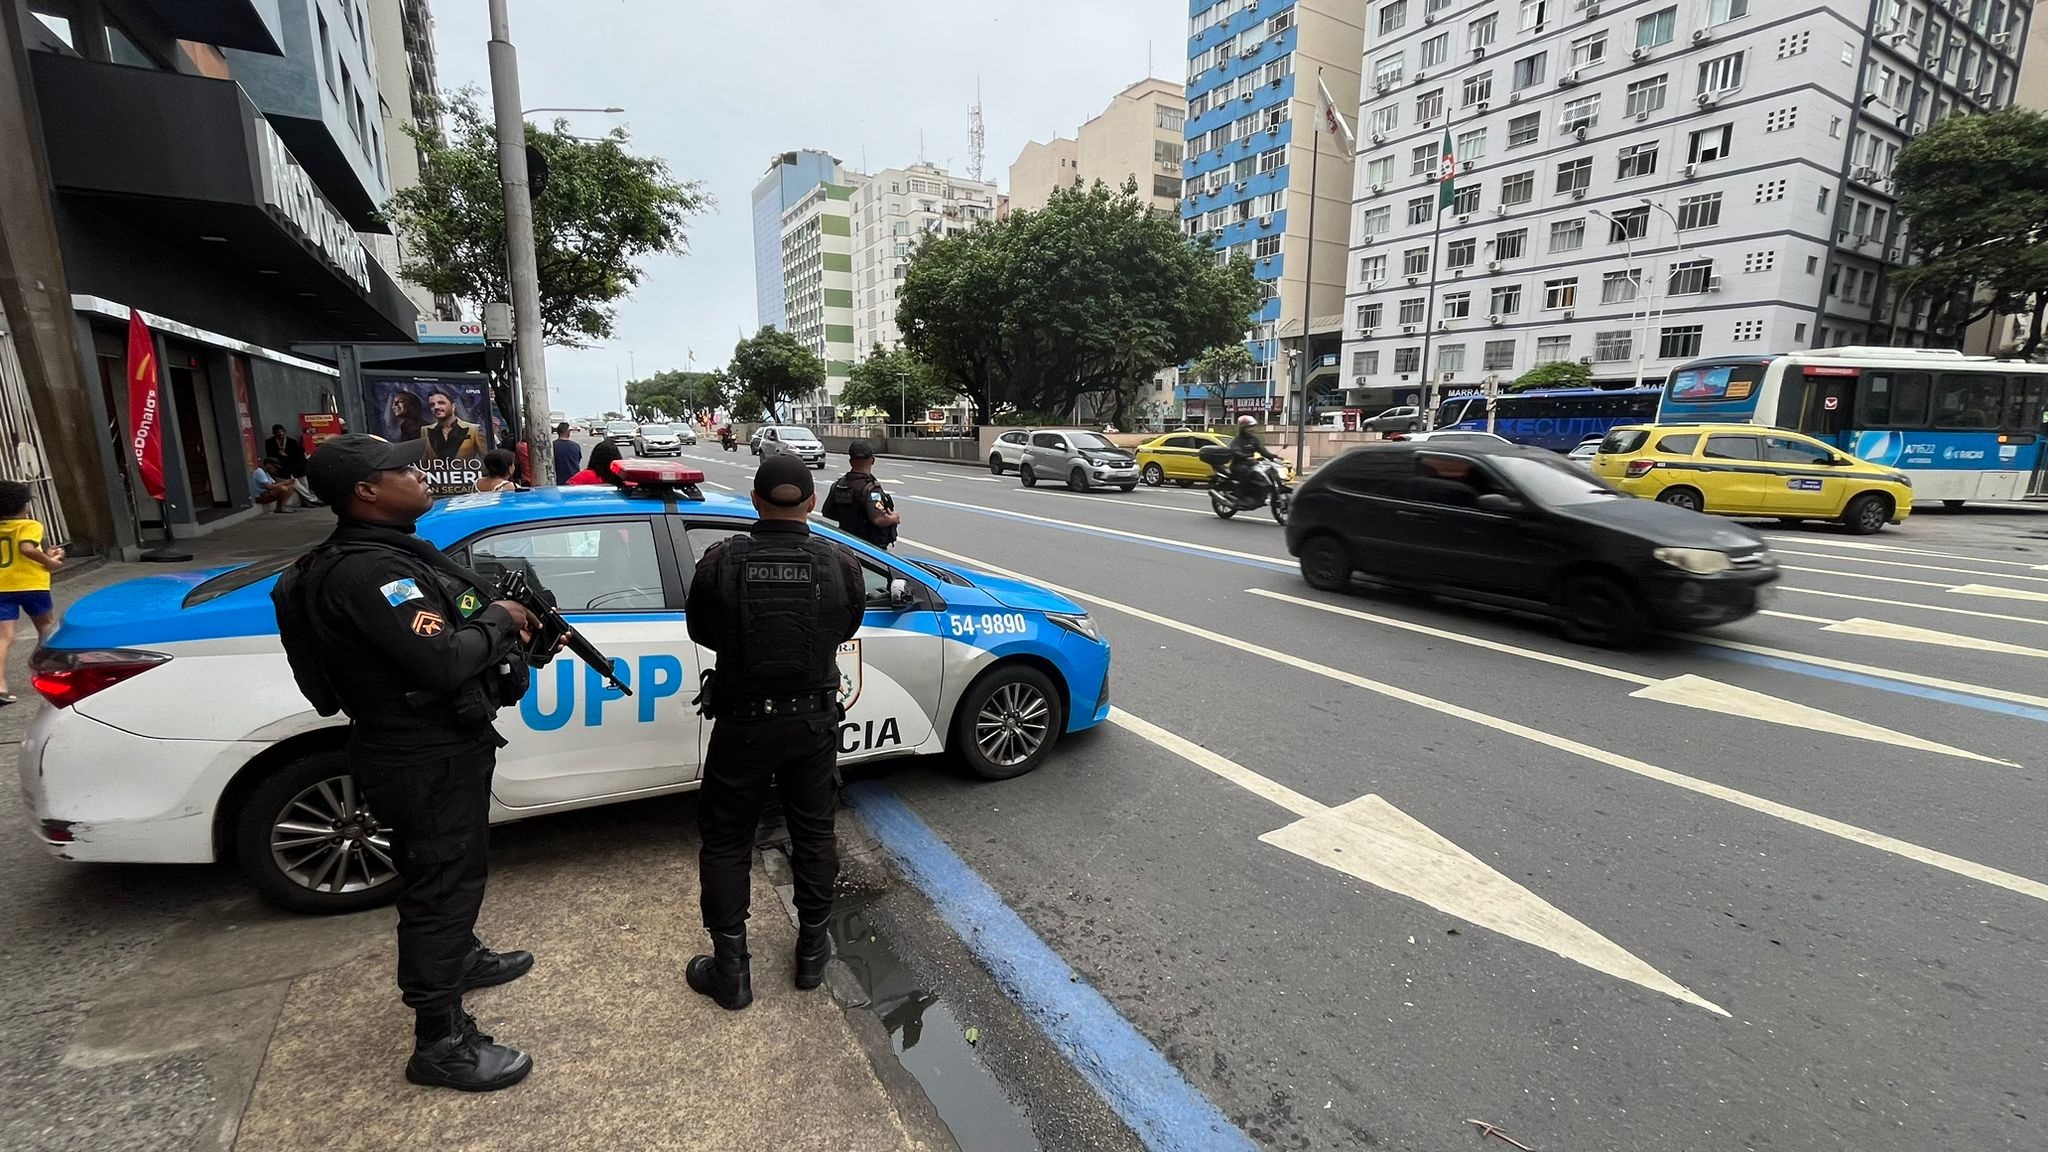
{"left": 719, "top": 532, "right": 850, "bottom": 699}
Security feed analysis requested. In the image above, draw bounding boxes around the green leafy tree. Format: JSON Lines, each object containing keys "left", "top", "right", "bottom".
{"left": 839, "top": 348, "right": 949, "bottom": 422}
{"left": 624, "top": 370, "right": 727, "bottom": 422}
{"left": 1510, "top": 361, "right": 1593, "bottom": 392}
{"left": 384, "top": 89, "right": 706, "bottom": 346}
{"left": 728, "top": 327, "right": 825, "bottom": 421}
{"left": 1188, "top": 343, "right": 1255, "bottom": 423}
{"left": 899, "top": 180, "right": 1264, "bottom": 426}
{"left": 1893, "top": 107, "right": 2048, "bottom": 351}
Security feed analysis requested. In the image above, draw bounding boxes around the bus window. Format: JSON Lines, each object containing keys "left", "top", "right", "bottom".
{"left": 1858, "top": 370, "right": 1931, "bottom": 427}
{"left": 1931, "top": 373, "right": 2005, "bottom": 430}
{"left": 2002, "top": 379, "right": 2046, "bottom": 432}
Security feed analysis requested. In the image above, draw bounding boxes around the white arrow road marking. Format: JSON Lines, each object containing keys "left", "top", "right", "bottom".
{"left": 1251, "top": 588, "right": 2009, "bottom": 765}
{"left": 1782, "top": 585, "right": 2048, "bottom": 626}
{"left": 897, "top": 494, "right": 1289, "bottom": 564}
{"left": 1951, "top": 582, "right": 2048, "bottom": 604}
{"left": 1691, "top": 636, "right": 2048, "bottom": 713}
{"left": 1629, "top": 674, "right": 2014, "bottom": 766}
{"left": 1106, "top": 709, "right": 1725, "bottom": 1015}
{"left": 1816, "top": 617, "right": 2048, "bottom": 660}
{"left": 899, "top": 537, "right": 2048, "bottom": 907}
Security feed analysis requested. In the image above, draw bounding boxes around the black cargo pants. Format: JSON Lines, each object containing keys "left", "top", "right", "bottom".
{"left": 352, "top": 746, "right": 495, "bottom": 1014}
{"left": 698, "top": 711, "right": 840, "bottom": 931}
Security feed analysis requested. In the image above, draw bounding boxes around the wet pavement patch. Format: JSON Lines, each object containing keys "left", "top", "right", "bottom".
{"left": 828, "top": 896, "right": 1039, "bottom": 1152}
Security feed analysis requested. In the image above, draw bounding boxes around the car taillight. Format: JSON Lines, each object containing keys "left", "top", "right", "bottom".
{"left": 1625, "top": 460, "right": 1657, "bottom": 478}
{"left": 30, "top": 647, "right": 170, "bottom": 708}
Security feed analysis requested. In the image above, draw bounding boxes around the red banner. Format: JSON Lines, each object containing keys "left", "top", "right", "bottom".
{"left": 125, "top": 310, "right": 165, "bottom": 501}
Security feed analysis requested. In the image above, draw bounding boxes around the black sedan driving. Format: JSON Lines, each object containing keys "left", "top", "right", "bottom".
{"left": 1284, "top": 442, "right": 1778, "bottom": 646}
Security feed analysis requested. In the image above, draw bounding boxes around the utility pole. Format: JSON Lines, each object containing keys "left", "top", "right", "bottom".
{"left": 487, "top": 0, "right": 553, "bottom": 484}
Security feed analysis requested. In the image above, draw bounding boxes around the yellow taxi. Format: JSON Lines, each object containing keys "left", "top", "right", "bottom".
{"left": 1134, "top": 431, "right": 1297, "bottom": 488}
{"left": 1590, "top": 423, "right": 1913, "bottom": 534}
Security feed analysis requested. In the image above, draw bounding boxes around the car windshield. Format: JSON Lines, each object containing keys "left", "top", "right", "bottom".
{"left": 1492, "top": 454, "right": 1625, "bottom": 506}
{"left": 641, "top": 425, "right": 674, "bottom": 435}
{"left": 1070, "top": 432, "right": 1116, "bottom": 451}
{"left": 782, "top": 428, "right": 819, "bottom": 443}
{"left": 607, "top": 422, "right": 633, "bottom": 431}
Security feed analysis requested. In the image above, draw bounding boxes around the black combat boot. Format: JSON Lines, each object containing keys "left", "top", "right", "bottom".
{"left": 406, "top": 1005, "right": 533, "bottom": 1092}
{"left": 793, "top": 916, "right": 832, "bottom": 990}
{"left": 685, "top": 928, "right": 754, "bottom": 1010}
{"left": 461, "top": 937, "right": 535, "bottom": 991}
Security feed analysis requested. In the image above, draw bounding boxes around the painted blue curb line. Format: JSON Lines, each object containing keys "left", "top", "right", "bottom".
{"left": 1699, "top": 646, "right": 2048, "bottom": 724}
{"left": 893, "top": 494, "right": 1296, "bottom": 574}
{"left": 842, "top": 782, "right": 1259, "bottom": 1152}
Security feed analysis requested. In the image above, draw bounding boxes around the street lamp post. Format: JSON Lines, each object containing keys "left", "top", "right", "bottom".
{"left": 1643, "top": 198, "right": 1689, "bottom": 375}
{"left": 1591, "top": 210, "right": 1648, "bottom": 391}
{"left": 522, "top": 106, "right": 626, "bottom": 116}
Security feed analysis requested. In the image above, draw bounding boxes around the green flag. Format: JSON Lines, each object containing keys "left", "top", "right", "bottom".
{"left": 1437, "top": 129, "right": 1458, "bottom": 210}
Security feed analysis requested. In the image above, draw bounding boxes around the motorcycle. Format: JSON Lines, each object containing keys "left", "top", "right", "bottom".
{"left": 1198, "top": 446, "right": 1293, "bottom": 524}
{"left": 719, "top": 428, "right": 737, "bottom": 452}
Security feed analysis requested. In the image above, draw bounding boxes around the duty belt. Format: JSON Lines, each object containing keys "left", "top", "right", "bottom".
{"left": 722, "top": 689, "right": 839, "bottom": 721}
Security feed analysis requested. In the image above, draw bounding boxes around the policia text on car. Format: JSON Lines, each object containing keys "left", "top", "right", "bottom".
{"left": 272, "top": 435, "right": 546, "bottom": 1093}
{"left": 684, "top": 454, "right": 866, "bottom": 1010}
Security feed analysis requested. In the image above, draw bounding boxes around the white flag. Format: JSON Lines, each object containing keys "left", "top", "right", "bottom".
{"left": 1315, "top": 72, "right": 1357, "bottom": 155}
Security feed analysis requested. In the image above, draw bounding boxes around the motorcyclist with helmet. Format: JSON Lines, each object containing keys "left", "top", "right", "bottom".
{"left": 1228, "top": 414, "right": 1282, "bottom": 496}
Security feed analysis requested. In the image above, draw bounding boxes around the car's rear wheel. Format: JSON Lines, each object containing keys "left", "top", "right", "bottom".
{"left": 1069, "top": 468, "right": 1090, "bottom": 492}
{"left": 1209, "top": 483, "right": 1237, "bottom": 519}
{"left": 1843, "top": 492, "right": 1892, "bottom": 535}
{"left": 1020, "top": 462, "right": 1037, "bottom": 487}
{"left": 954, "top": 665, "right": 1064, "bottom": 781}
{"left": 989, "top": 454, "right": 1006, "bottom": 475}
{"left": 1556, "top": 573, "right": 1646, "bottom": 648}
{"left": 1656, "top": 487, "right": 1704, "bottom": 513}
{"left": 235, "top": 750, "right": 399, "bottom": 914}
{"left": 1299, "top": 535, "right": 1351, "bottom": 592}
{"left": 1141, "top": 463, "right": 1165, "bottom": 486}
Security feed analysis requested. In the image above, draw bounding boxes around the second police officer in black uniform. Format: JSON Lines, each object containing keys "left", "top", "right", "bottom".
{"left": 271, "top": 435, "right": 543, "bottom": 1092}
{"left": 684, "top": 454, "right": 866, "bottom": 1009}
{"left": 823, "top": 441, "right": 901, "bottom": 550}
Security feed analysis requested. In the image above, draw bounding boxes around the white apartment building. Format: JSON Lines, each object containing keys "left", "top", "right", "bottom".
{"left": 851, "top": 164, "right": 1001, "bottom": 359}
{"left": 781, "top": 177, "right": 862, "bottom": 422}
{"left": 1340, "top": 0, "right": 2035, "bottom": 415}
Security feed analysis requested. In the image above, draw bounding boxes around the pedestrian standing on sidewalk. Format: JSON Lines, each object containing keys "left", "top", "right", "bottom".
{"left": 551, "top": 423, "right": 582, "bottom": 484}
{"left": 0, "top": 481, "right": 63, "bottom": 706}
{"left": 271, "top": 435, "right": 542, "bottom": 1092}
{"left": 822, "top": 442, "right": 900, "bottom": 550}
{"left": 682, "top": 455, "right": 865, "bottom": 1009}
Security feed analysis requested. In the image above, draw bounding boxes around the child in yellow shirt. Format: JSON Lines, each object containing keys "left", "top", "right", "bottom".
{"left": 0, "top": 481, "right": 65, "bottom": 704}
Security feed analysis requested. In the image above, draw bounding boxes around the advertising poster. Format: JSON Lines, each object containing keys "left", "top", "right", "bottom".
{"left": 363, "top": 374, "right": 496, "bottom": 496}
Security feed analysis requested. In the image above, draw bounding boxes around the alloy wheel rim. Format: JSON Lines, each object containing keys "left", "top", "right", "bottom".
{"left": 974, "top": 682, "right": 1051, "bottom": 768}
{"left": 271, "top": 776, "right": 397, "bottom": 894}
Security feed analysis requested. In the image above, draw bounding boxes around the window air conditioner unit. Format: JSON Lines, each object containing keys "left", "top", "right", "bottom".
{"left": 1636, "top": 110, "right": 1651, "bottom": 122}
{"left": 1354, "top": 375, "right": 1371, "bottom": 386}
{"left": 1573, "top": 125, "right": 1588, "bottom": 140}
{"left": 1697, "top": 92, "right": 1717, "bottom": 107}
{"left": 1494, "top": 205, "right": 1508, "bottom": 216}
{"left": 1487, "top": 260, "right": 1501, "bottom": 270}
{"left": 1476, "top": 99, "right": 1491, "bottom": 111}
{"left": 1259, "top": 214, "right": 1273, "bottom": 225}
{"left": 1572, "top": 188, "right": 1587, "bottom": 200}
{"left": 1693, "top": 28, "right": 1712, "bottom": 44}
{"left": 1235, "top": 181, "right": 1248, "bottom": 191}
{"left": 1376, "top": 80, "right": 1392, "bottom": 93}
{"left": 1853, "top": 165, "right": 1876, "bottom": 181}
{"left": 1407, "top": 274, "right": 1421, "bottom": 284}
{"left": 1632, "top": 46, "right": 1650, "bottom": 60}
{"left": 1438, "top": 320, "right": 1451, "bottom": 331}
{"left": 1370, "top": 182, "right": 1385, "bottom": 194}
{"left": 1560, "top": 70, "right": 1583, "bottom": 88}
{"left": 1402, "top": 324, "right": 1417, "bottom": 333}
{"left": 1242, "top": 91, "right": 1255, "bottom": 103}
{"left": 1707, "top": 275, "right": 1724, "bottom": 292}
{"left": 1578, "top": 355, "right": 1595, "bottom": 366}
{"left": 1887, "top": 247, "right": 1902, "bottom": 261}
{"left": 1488, "top": 314, "right": 1505, "bottom": 326}
{"left": 1993, "top": 31, "right": 2011, "bottom": 46}
{"left": 1509, "top": 91, "right": 1522, "bottom": 104}
{"left": 1681, "top": 162, "right": 1696, "bottom": 176}
{"left": 1425, "top": 11, "right": 1438, "bottom": 22}
{"left": 1371, "top": 131, "right": 1387, "bottom": 144}
{"left": 1416, "top": 71, "right": 1428, "bottom": 81}
{"left": 1421, "top": 118, "right": 1434, "bottom": 129}
{"left": 1474, "top": 45, "right": 1488, "bottom": 59}
{"left": 1441, "top": 371, "right": 1458, "bottom": 383}
{"left": 1562, "top": 309, "right": 1575, "bottom": 319}
{"left": 1458, "top": 214, "right": 1472, "bottom": 223}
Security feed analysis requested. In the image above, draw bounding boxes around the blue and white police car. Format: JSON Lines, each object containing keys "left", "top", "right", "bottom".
{"left": 19, "top": 462, "right": 1111, "bottom": 912}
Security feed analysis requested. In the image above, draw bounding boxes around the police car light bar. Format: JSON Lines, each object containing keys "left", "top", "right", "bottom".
{"left": 612, "top": 459, "right": 706, "bottom": 498}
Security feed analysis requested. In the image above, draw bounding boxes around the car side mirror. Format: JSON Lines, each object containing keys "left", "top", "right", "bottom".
{"left": 887, "top": 577, "right": 915, "bottom": 609}
{"left": 1474, "top": 492, "right": 1523, "bottom": 515}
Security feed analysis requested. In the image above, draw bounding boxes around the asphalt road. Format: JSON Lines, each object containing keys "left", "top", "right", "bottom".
{"left": 675, "top": 441, "right": 2048, "bottom": 1152}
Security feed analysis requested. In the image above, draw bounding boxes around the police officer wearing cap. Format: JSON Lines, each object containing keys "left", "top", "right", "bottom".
{"left": 824, "top": 441, "right": 900, "bottom": 550}
{"left": 271, "top": 434, "right": 542, "bottom": 1091}
{"left": 683, "top": 454, "right": 865, "bottom": 1009}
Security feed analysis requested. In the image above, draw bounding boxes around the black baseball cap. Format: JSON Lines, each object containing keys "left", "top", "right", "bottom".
{"left": 306, "top": 434, "right": 425, "bottom": 507}
{"left": 847, "top": 441, "right": 875, "bottom": 460}
{"left": 753, "top": 454, "right": 816, "bottom": 507}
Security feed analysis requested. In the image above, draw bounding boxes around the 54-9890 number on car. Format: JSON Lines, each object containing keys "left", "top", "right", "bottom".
{"left": 949, "top": 612, "right": 1028, "bottom": 637}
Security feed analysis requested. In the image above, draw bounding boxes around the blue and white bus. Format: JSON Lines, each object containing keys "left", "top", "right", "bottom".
{"left": 1656, "top": 347, "right": 2048, "bottom": 504}
{"left": 1432, "top": 387, "right": 1662, "bottom": 452}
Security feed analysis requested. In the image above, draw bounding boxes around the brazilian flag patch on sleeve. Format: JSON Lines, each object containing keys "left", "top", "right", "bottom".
{"left": 457, "top": 589, "right": 484, "bottom": 618}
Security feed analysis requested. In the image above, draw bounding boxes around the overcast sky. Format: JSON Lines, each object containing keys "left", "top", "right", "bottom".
{"left": 429, "top": 0, "right": 1186, "bottom": 419}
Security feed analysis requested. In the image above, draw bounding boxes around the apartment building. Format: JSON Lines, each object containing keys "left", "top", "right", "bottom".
{"left": 752, "top": 149, "right": 844, "bottom": 331}
{"left": 1339, "top": 0, "right": 2036, "bottom": 415}
{"left": 850, "top": 164, "right": 1000, "bottom": 359}
{"left": 1182, "top": 0, "right": 1365, "bottom": 424}
{"left": 367, "top": 0, "right": 443, "bottom": 316}
{"left": 1008, "top": 137, "right": 1082, "bottom": 212}
{"left": 780, "top": 178, "right": 862, "bottom": 421}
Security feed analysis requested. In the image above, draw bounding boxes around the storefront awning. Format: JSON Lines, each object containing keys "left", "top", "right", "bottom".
{"left": 32, "top": 53, "right": 415, "bottom": 343}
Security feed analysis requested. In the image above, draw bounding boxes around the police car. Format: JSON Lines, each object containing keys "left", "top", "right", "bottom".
{"left": 19, "top": 462, "right": 1111, "bottom": 913}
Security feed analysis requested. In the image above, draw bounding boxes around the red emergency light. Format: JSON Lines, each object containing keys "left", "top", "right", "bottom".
{"left": 612, "top": 459, "right": 706, "bottom": 498}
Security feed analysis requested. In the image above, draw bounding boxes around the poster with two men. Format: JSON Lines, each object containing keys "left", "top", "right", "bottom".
{"left": 363, "top": 374, "right": 497, "bottom": 497}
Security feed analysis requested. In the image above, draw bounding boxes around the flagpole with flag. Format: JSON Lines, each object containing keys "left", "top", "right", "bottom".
{"left": 1297, "top": 70, "right": 1357, "bottom": 473}
{"left": 1417, "top": 118, "right": 1455, "bottom": 430}
{"left": 126, "top": 309, "right": 189, "bottom": 563}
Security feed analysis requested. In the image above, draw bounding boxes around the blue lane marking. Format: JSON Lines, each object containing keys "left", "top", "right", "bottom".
{"left": 1699, "top": 646, "right": 2048, "bottom": 724}
{"left": 894, "top": 494, "right": 1295, "bottom": 574}
{"left": 842, "top": 783, "right": 1258, "bottom": 1152}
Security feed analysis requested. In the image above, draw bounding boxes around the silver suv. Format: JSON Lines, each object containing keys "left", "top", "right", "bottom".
{"left": 757, "top": 425, "right": 827, "bottom": 468}
{"left": 1019, "top": 429, "right": 1138, "bottom": 492}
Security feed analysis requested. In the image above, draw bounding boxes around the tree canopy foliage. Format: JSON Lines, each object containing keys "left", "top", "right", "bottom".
{"left": 728, "top": 327, "right": 824, "bottom": 420}
{"left": 624, "top": 370, "right": 727, "bottom": 422}
{"left": 1510, "top": 361, "right": 1593, "bottom": 392}
{"left": 1893, "top": 107, "right": 2048, "bottom": 351}
{"left": 1188, "top": 343, "right": 1256, "bottom": 412}
{"left": 838, "top": 348, "right": 950, "bottom": 422}
{"left": 384, "top": 89, "right": 705, "bottom": 346}
{"left": 898, "top": 181, "right": 1265, "bottom": 426}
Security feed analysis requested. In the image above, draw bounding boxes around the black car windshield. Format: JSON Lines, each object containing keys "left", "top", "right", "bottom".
{"left": 1070, "top": 433, "right": 1117, "bottom": 451}
{"left": 1492, "top": 454, "right": 1625, "bottom": 506}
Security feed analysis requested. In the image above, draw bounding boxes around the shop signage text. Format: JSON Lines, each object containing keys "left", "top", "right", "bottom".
{"left": 254, "top": 121, "right": 371, "bottom": 294}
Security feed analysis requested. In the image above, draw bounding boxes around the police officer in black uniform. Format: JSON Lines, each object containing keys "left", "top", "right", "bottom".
{"left": 824, "top": 441, "right": 900, "bottom": 550}
{"left": 272, "top": 435, "right": 541, "bottom": 1091}
{"left": 684, "top": 454, "right": 865, "bottom": 1009}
